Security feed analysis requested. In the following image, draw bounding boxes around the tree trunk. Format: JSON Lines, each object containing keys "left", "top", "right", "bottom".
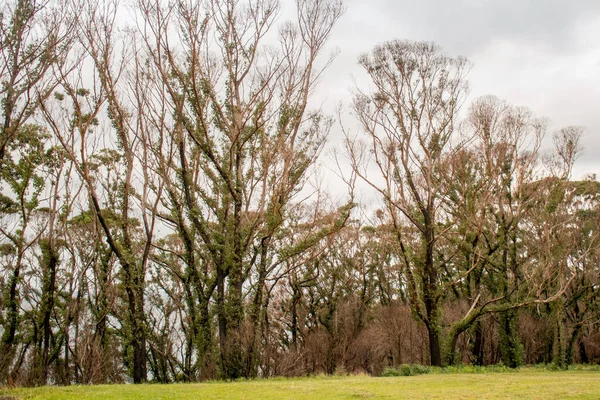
{"left": 291, "top": 282, "right": 301, "bottom": 348}
{"left": 40, "top": 239, "right": 59, "bottom": 384}
{"left": 0, "top": 259, "right": 21, "bottom": 381}
{"left": 566, "top": 323, "right": 582, "bottom": 366}
{"left": 423, "top": 212, "right": 442, "bottom": 367}
{"left": 579, "top": 335, "right": 589, "bottom": 364}
{"left": 552, "top": 308, "right": 566, "bottom": 368}
{"left": 245, "top": 237, "right": 270, "bottom": 378}
{"left": 499, "top": 309, "right": 522, "bottom": 368}
{"left": 472, "top": 320, "right": 484, "bottom": 366}
{"left": 125, "top": 276, "right": 146, "bottom": 383}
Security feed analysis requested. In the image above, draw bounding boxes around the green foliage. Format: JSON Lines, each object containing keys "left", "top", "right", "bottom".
{"left": 0, "top": 125, "right": 53, "bottom": 218}
{"left": 0, "top": 243, "right": 16, "bottom": 256}
{"left": 382, "top": 364, "right": 432, "bottom": 376}
{"left": 380, "top": 364, "right": 597, "bottom": 377}
{"left": 0, "top": 193, "right": 19, "bottom": 214}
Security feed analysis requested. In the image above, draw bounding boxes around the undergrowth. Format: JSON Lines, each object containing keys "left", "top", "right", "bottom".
{"left": 380, "top": 363, "right": 600, "bottom": 377}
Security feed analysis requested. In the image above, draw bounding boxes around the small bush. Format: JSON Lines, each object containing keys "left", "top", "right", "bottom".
{"left": 530, "top": 363, "right": 600, "bottom": 372}
{"left": 381, "top": 364, "right": 520, "bottom": 376}
{"left": 382, "top": 364, "right": 432, "bottom": 377}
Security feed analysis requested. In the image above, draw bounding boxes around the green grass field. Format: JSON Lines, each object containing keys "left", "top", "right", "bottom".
{"left": 2, "top": 370, "right": 600, "bottom": 399}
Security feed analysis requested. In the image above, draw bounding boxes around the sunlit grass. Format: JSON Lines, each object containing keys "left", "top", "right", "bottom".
{"left": 2, "top": 369, "right": 600, "bottom": 399}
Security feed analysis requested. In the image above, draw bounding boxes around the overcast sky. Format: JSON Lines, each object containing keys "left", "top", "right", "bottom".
{"left": 307, "top": 0, "right": 600, "bottom": 183}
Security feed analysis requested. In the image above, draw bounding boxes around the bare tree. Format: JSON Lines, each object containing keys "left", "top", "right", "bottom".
{"left": 348, "top": 40, "right": 469, "bottom": 366}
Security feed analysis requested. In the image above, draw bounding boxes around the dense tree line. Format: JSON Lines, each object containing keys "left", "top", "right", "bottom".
{"left": 0, "top": 0, "right": 599, "bottom": 386}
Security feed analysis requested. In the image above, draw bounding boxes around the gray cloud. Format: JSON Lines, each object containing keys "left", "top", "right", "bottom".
{"left": 370, "top": 0, "right": 600, "bottom": 55}
{"left": 309, "top": 0, "right": 600, "bottom": 179}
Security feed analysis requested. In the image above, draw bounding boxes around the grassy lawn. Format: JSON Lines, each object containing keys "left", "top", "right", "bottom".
{"left": 2, "top": 370, "right": 600, "bottom": 399}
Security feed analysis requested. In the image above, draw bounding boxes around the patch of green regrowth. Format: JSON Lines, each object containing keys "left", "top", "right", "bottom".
{"left": 381, "top": 363, "right": 600, "bottom": 377}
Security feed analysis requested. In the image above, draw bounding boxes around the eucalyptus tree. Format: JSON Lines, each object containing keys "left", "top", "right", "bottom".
{"left": 39, "top": 0, "right": 164, "bottom": 382}
{"left": 346, "top": 40, "right": 588, "bottom": 367}
{"left": 0, "top": 124, "right": 54, "bottom": 382}
{"left": 466, "top": 96, "right": 548, "bottom": 367}
{"left": 523, "top": 127, "right": 599, "bottom": 367}
{"left": 348, "top": 40, "right": 470, "bottom": 366}
{"left": 135, "top": 0, "right": 347, "bottom": 378}
{"left": 0, "top": 0, "right": 74, "bottom": 162}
